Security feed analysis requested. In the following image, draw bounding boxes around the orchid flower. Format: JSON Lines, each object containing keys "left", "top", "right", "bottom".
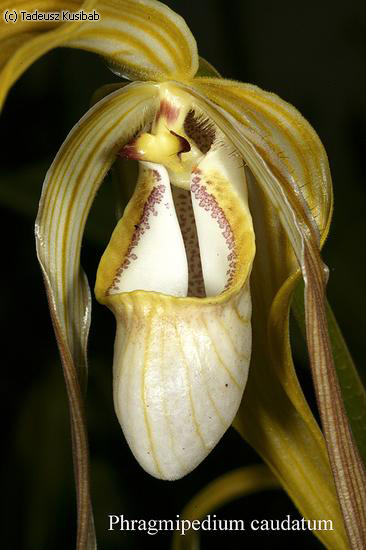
{"left": 1, "top": 0, "right": 365, "bottom": 549}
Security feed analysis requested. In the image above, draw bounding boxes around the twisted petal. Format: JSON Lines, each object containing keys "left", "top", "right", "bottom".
{"left": 190, "top": 79, "right": 366, "bottom": 549}
{"left": 161, "top": 79, "right": 354, "bottom": 548}
{"left": 0, "top": 0, "right": 198, "bottom": 108}
{"left": 36, "top": 81, "right": 157, "bottom": 375}
{"left": 35, "top": 81, "right": 157, "bottom": 547}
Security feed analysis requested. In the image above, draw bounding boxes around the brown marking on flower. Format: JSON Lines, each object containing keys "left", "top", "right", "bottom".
{"left": 118, "top": 141, "right": 143, "bottom": 160}
{"left": 172, "top": 187, "right": 205, "bottom": 298}
{"left": 169, "top": 130, "right": 191, "bottom": 156}
{"left": 108, "top": 183, "right": 166, "bottom": 294}
{"left": 191, "top": 179, "right": 237, "bottom": 291}
{"left": 156, "top": 99, "right": 180, "bottom": 124}
{"left": 184, "top": 110, "right": 215, "bottom": 153}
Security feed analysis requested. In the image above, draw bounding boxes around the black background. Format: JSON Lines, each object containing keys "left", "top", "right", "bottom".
{"left": 1, "top": 1, "right": 365, "bottom": 548}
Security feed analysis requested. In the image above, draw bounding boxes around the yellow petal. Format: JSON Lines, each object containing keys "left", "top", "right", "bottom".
{"left": 235, "top": 193, "right": 349, "bottom": 549}
{"left": 161, "top": 79, "right": 349, "bottom": 548}
{"left": 70, "top": 0, "right": 198, "bottom": 81}
{"left": 194, "top": 80, "right": 366, "bottom": 548}
{"left": 36, "top": 81, "right": 157, "bottom": 378}
{"left": 35, "top": 81, "right": 157, "bottom": 545}
{"left": 0, "top": 0, "right": 198, "bottom": 109}
{"left": 187, "top": 78, "right": 331, "bottom": 253}
{"left": 0, "top": 0, "right": 96, "bottom": 108}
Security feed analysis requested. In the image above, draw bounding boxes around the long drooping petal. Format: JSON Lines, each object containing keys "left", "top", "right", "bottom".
{"left": 181, "top": 78, "right": 366, "bottom": 549}
{"left": 236, "top": 170, "right": 349, "bottom": 550}
{"left": 0, "top": 0, "right": 198, "bottom": 109}
{"left": 153, "top": 81, "right": 348, "bottom": 547}
{"left": 35, "top": 81, "right": 158, "bottom": 549}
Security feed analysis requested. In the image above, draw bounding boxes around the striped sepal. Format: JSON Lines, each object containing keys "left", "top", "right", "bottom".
{"left": 68, "top": 0, "right": 198, "bottom": 82}
{"left": 183, "top": 78, "right": 366, "bottom": 548}
{"left": 36, "top": 81, "right": 156, "bottom": 378}
{"left": 0, "top": 0, "right": 96, "bottom": 108}
{"left": 0, "top": 0, "right": 198, "bottom": 109}
{"left": 192, "top": 77, "right": 332, "bottom": 242}
{"left": 35, "top": 81, "right": 157, "bottom": 548}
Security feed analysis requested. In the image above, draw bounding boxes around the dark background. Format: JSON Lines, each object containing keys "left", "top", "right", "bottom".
{"left": 1, "top": 0, "right": 365, "bottom": 548}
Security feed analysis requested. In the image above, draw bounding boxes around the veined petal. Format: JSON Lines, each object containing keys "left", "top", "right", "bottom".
{"left": 178, "top": 78, "right": 365, "bottom": 547}
{"left": 193, "top": 78, "right": 332, "bottom": 238}
{"left": 36, "top": 81, "right": 157, "bottom": 373}
{"left": 35, "top": 81, "right": 157, "bottom": 546}
{"left": 156, "top": 82, "right": 344, "bottom": 544}
{"left": 96, "top": 243, "right": 255, "bottom": 480}
{"left": 0, "top": 0, "right": 96, "bottom": 109}
{"left": 69, "top": 0, "right": 198, "bottom": 81}
{"left": 185, "top": 79, "right": 330, "bottom": 262}
{"left": 101, "top": 288, "right": 253, "bottom": 480}
{"left": 0, "top": 0, "right": 198, "bottom": 109}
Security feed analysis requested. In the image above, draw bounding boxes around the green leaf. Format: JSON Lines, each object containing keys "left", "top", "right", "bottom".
{"left": 292, "top": 279, "right": 366, "bottom": 467}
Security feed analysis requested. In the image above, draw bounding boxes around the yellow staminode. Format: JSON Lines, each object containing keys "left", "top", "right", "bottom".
{"left": 132, "top": 130, "right": 185, "bottom": 171}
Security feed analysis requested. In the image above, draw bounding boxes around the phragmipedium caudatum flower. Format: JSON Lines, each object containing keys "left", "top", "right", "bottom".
{"left": 95, "top": 88, "right": 256, "bottom": 480}
{"left": 1, "top": 0, "right": 365, "bottom": 549}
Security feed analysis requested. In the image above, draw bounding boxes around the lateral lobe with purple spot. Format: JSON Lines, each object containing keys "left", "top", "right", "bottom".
{"left": 108, "top": 171, "right": 166, "bottom": 294}
{"left": 190, "top": 169, "right": 237, "bottom": 291}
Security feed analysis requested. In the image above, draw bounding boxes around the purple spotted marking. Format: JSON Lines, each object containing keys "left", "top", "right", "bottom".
{"left": 108, "top": 173, "right": 166, "bottom": 294}
{"left": 191, "top": 170, "right": 237, "bottom": 291}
